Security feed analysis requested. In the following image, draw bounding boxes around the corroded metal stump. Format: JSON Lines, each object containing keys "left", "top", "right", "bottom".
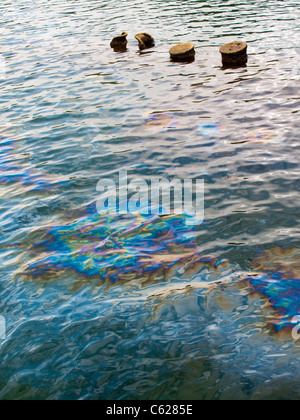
{"left": 219, "top": 41, "right": 248, "bottom": 67}
{"left": 169, "top": 43, "right": 195, "bottom": 62}
{"left": 135, "top": 33, "right": 155, "bottom": 50}
{"left": 110, "top": 32, "right": 128, "bottom": 52}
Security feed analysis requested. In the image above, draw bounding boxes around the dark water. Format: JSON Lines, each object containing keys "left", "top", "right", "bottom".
{"left": 0, "top": 0, "right": 299, "bottom": 400}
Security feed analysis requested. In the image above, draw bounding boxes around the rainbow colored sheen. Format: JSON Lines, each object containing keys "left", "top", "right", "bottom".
{"left": 246, "top": 247, "right": 300, "bottom": 332}
{"left": 196, "top": 123, "right": 224, "bottom": 137}
{"left": 144, "top": 113, "right": 180, "bottom": 132}
{"left": 2, "top": 136, "right": 300, "bottom": 334}
{"left": 25, "top": 201, "right": 223, "bottom": 283}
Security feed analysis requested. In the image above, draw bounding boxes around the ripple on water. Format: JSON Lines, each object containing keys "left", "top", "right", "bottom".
{"left": 0, "top": 0, "right": 299, "bottom": 400}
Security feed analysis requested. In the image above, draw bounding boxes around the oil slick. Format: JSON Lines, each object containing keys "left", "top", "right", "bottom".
{"left": 21, "top": 196, "right": 300, "bottom": 338}
{"left": 22, "top": 200, "right": 226, "bottom": 286}
{"left": 243, "top": 128, "right": 279, "bottom": 144}
{"left": 244, "top": 247, "right": 300, "bottom": 333}
{"left": 1, "top": 132, "right": 300, "bottom": 340}
{"left": 196, "top": 123, "right": 225, "bottom": 138}
{"left": 144, "top": 113, "right": 180, "bottom": 132}
{"left": 144, "top": 115, "right": 226, "bottom": 137}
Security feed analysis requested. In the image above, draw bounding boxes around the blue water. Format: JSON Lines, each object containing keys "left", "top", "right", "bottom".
{"left": 0, "top": 0, "right": 299, "bottom": 400}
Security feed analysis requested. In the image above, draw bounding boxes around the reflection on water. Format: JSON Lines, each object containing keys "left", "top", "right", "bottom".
{"left": 251, "top": 247, "right": 300, "bottom": 280}
{"left": 0, "top": 136, "right": 69, "bottom": 191}
{"left": 0, "top": 0, "right": 299, "bottom": 400}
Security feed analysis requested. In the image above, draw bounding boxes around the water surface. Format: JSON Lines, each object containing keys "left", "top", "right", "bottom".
{"left": 0, "top": 0, "right": 299, "bottom": 400}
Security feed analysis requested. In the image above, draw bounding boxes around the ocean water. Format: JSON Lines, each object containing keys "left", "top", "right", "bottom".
{"left": 0, "top": 0, "right": 299, "bottom": 400}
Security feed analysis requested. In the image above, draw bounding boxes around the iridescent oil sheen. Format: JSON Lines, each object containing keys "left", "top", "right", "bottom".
{"left": 24, "top": 202, "right": 227, "bottom": 284}
{"left": 245, "top": 248, "right": 300, "bottom": 332}
{"left": 2, "top": 135, "right": 299, "bottom": 335}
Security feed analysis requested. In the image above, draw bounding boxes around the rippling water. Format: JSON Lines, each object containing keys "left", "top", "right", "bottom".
{"left": 0, "top": 0, "right": 299, "bottom": 400}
